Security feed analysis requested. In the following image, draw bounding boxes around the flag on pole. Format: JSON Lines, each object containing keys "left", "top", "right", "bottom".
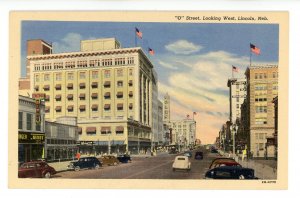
{"left": 148, "top": 48, "right": 155, "bottom": 55}
{"left": 232, "top": 65, "right": 239, "bottom": 72}
{"left": 250, "top": 43, "right": 261, "bottom": 55}
{"left": 135, "top": 27, "right": 143, "bottom": 39}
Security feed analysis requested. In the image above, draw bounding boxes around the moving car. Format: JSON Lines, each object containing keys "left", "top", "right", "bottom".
{"left": 68, "top": 157, "right": 102, "bottom": 171}
{"left": 18, "top": 161, "right": 56, "bottom": 178}
{"left": 183, "top": 151, "right": 192, "bottom": 158}
{"left": 205, "top": 166, "right": 257, "bottom": 179}
{"left": 172, "top": 156, "right": 191, "bottom": 172}
{"left": 210, "top": 161, "right": 242, "bottom": 169}
{"left": 99, "top": 155, "right": 119, "bottom": 166}
{"left": 194, "top": 151, "right": 203, "bottom": 160}
{"left": 117, "top": 154, "right": 131, "bottom": 163}
{"left": 209, "top": 158, "right": 236, "bottom": 169}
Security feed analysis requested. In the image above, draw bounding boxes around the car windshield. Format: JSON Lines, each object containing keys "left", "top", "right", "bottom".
{"left": 177, "top": 158, "right": 186, "bottom": 160}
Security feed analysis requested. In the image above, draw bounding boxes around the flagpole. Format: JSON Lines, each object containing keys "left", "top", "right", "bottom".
{"left": 250, "top": 43, "right": 252, "bottom": 67}
{"left": 135, "top": 28, "right": 137, "bottom": 47}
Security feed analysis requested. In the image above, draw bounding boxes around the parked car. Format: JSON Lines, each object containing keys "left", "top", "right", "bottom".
{"left": 183, "top": 151, "right": 192, "bottom": 158}
{"left": 117, "top": 154, "right": 131, "bottom": 163}
{"left": 194, "top": 151, "right": 203, "bottom": 160}
{"left": 205, "top": 166, "right": 257, "bottom": 179}
{"left": 209, "top": 158, "right": 236, "bottom": 169}
{"left": 68, "top": 157, "right": 102, "bottom": 171}
{"left": 18, "top": 161, "right": 56, "bottom": 178}
{"left": 99, "top": 155, "right": 119, "bottom": 166}
{"left": 172, "top": 156, "right": 191, "bottom": 172}
{"left": 210, "top": 161, "right": 242, "bottom": 169}
{"left": 169, "top": 149, "right": 179, "bottom": 154}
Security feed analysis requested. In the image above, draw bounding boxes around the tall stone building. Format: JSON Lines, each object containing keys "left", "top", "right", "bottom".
{"left": 163, "top": 93, "right": 170, "bottom": 122}
{"left": 245, "top": 65, "right": 278, "bottom": 158}
{"left": 22, "top": 38, "right": 158, "bottom": 155}
{"left": 169, "top": 119, "right": 196, "bottom": 149}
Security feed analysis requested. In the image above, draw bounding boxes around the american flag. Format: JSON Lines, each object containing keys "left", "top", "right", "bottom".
{"left": 135, "top": 27, "right": 142, "bottom": 39}
{"left": 232, "top": 65, "right": 239, "bottom": 72}
{"left": 250, "top": 43, "right": 261, "bottom": 55}
{"left": 148, "top": 48, "right": 155, "bottom": 55}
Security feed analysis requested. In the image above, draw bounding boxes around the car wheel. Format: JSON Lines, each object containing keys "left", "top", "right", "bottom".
{"left": 75, "top": 166, "right": 80, "bottom": 171}
{"left": 239, "top": 175, "right": 245, "bottom": 179}
{"left": 44, "top": 172, "right": 51, "bottom": 178}
{"left": 94, "top": 164, "right": 100, "bottom": 169}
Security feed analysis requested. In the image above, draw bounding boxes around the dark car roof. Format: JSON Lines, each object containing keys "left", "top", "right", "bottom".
{"left": 212, "top": 166, "right": 253, "bottom": 171}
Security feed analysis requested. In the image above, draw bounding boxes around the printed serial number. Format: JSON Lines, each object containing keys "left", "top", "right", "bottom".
{"left": 262, "top": 181, "right": 276, "bottom": 184}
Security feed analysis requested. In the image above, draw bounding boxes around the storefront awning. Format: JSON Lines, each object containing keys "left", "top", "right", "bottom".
{"left": 86, "top": 127, "right": 96, "bottom": 133}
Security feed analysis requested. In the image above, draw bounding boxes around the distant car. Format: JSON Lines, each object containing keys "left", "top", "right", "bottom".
{"left": 18, "top": 161, "right": 56, "bottom": 178}
{"left": 99, "top": 155, "right": 119, "bottom": 166}
{"left": 117, "top": 154, "right": 131, "bottom": 163}
{"left": 205, "top": 166, "right": 257, "bottom": 179}
{"left": 172, "top": 156, "right": 191, "bottom": 172}
{"left": 194, "top": 151, "right": 203, "bottom": 160}
{"left": 169, "top": 150, "right": 179, "bottom": 154}
{"left": 68, "top": 157, "right": 102, "bottom": 171}
{"left": 209, "top": 158, "right": 236, "bottom": 169}
{"left": 183, "top": 151, "right": 192, "bottom": 158}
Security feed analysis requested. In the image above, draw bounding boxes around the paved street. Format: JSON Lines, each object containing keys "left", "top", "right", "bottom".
{"left": 53, "top": 148, "right": 217, "bottom": 179}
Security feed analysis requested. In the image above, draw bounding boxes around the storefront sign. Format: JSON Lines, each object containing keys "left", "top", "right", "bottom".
{"left": 18, "top": 132, "right": 45, "bottom": 144}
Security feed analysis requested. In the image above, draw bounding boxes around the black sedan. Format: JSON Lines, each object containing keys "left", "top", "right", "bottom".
{"left": 68, "top": 157, "right": 102, "bottom": 171}
{"left": 205, "top": 166, "right": 257, "bottom": 179}
{"left": 117, "top": 154, "right": 132, "bottom": 163}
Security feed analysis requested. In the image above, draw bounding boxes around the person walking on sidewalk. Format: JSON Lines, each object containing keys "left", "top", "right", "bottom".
{"left": 242, "top": 149, "right": 247, "bottom": 162}
{"left": 76, "top": 152, "right": 81, "bottom": 160}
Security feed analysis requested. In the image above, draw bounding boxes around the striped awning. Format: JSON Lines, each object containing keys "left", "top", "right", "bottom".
{"left": 55, "top": 84, "right": 61, "bottom": 89}
{"left": 91, "top": 104, "right": 98, "bottom": 109}
{"left": 91, "top": 93, "right": 98, "bottom": 97}
{"left": 67, "top": 83, "right": 73, "bottom": 88}
{"left": 79, "top": 105, "right": 86, "bottom": 110}
{"left": 67, "top": 105, "right": 74, "bottom": 110}
{"left": 104, "top": 81, "right": 110, "bottom": 86}
{"left": 79, "top": 93, "right": 85, "bottom": 98}
{"left": 101, "top": 127, "right": 111, "bottom": 132}
{"left": 104, "top": 104, "right": 110, "bottom": 109}
{"left": 86, "top": 127, "right": 96, "bottom": 133}
{"left": 116, "top": 92, "right": 123, "bottom": 96}
{"left": 116, "top": 126, "right": 124, "bottom": 132}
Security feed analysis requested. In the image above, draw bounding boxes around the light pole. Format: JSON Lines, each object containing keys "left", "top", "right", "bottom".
{"left": 230, "top": 124, "right": 238, "bottom": 156}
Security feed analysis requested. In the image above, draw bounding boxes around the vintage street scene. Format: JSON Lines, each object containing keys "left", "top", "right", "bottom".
{"left": 17, "top": 20, "right": 279, "bottom": 180}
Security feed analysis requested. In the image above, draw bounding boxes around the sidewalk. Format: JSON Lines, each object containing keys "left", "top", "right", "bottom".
{"left": 218, "top": 151, "right": 277, "bottom": 179}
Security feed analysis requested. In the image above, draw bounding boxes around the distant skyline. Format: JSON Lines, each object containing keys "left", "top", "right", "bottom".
{"left": 21, "top": 21, "right": 279, "bottom": 144}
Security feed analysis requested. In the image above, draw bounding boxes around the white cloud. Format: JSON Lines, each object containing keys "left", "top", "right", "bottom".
{"left": 53, "top": 33, "right": 83, "bottom": 53}
{"left": 157, "top": 50, "right": 277, "bottom": 144}
{"left": 165, "top": 40, "right": 203, "bottom": 55}
{"left": 158, "top": 61, "right": 178, "bottom": 70}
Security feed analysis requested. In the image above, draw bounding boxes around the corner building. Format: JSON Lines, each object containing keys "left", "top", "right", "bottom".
{"left": 27, "top": 38, "right": 156, "bottom": 155}
{"left": 245, "top": 65, "right": 278, "bottom": 158}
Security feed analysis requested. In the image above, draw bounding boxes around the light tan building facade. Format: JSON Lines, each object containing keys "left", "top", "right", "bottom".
{"left": 245, "top": 65, "right": 278, "bottom": 158}
{"left": 23, "top": 38, "right": 157, "bottom": 155}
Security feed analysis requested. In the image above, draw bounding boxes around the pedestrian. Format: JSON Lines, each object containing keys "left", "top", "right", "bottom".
{"left": 76, "top": 152, "right": 81, "bottom": 160}
{"left": 242, "top": 149, "right": 247, "bottom": 162}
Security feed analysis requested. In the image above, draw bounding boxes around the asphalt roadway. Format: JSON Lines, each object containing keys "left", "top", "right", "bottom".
{"left": 53, "top": 148, "right": 219, "bottom": 179}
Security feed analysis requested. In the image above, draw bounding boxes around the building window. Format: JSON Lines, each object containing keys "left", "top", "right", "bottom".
{"left": 92, "top": 71, "right": 98, "bottom": 79}
{"left": 67, "top": 105, "right": 74, "bottom": 112}
{"left": 55, "top": 106, "right": 62, "bottom": 113}
{"left": 91, "top": 104, "right": 98, "bottom": 112}
{"left": 55, "top": 94, "right": 62, "bottom": 101}
{"left": 116, "top": 126, "right": 124, "bottom": 135}
{"left": 255, "top": 106, "right": 267, "bottom": 113}
{"left": 117, "top": 81, "right": 123, "bottom": 87}
{"left": 79, "top": 83, "right": 86, "bottom": 89}
{"left": 264, "top": 73, "right": 267, "bottom": 79}
{"left": 79, "top": 72, "right": 86, "bottom": 79}
{"left": 129, "top": 103, "right": 133, "bottom": 110}
{"left": 255, "top": 117, "right": 267, "bottom": 125}
{"left": 129, "top": 68, "right": 133, "bottom": 76}
{"left": 91, "top": 82, "right": 98, "bottom": 89}
{"left": 91, "top": 93, "right": 98, "bottom": 100}
{"left": 236, "top": 104, "right": 239, "bottom": 108}
{"left": 255, "top": 73, "right": 258, "bottom": 79}
{"left": 117, "top": 103, "right": 123, "bottom": 111}
{"left": 259, "top": 143, "right": 264, "bottom": 150}
{"left": 79, "top": 105, "right": 86, "bottom": 112}
{"left": 79, "top": 93, "right": 86, "bottom": 100}
{"left": 67, "top": 73, "right": 74, "bottom": 80}
{"left": 26, "top": 113, "right": 32, "bottom": 130}
{"left": 104, "top": 92, "right": 111, "bottom": 100}
{"left": 67, "top": 94, "right": 73, "bottom": 101}
{"left": 55, "top": 84, "right": 62, "bottom": 91}
{"left": 67, "top": 83, "right": 73, "bottom": 90}
{"left": 104, "top": 104, "right": 111, "bottom": 111}
{"left": 128, "top": 57, "right": 134, "bottom": 65}
{"left": 116, "top": 92, "right": 123, "bottom": 99}
{"left": 101, "top": 127, "right": 111, "bottom": 135}
{"left": 18, "top": 112, "right": 23, "bottom": 129}
{"left": 55, "top": 73, "right": 62, "bottom": 81}
{"left": 129, "top": 91, "right": 133, "bottom": 98}
{"left": 45, "top": 106, "right": 50, "bottom": 113}
{"left": 236, "top": 97, "right": 239, "bottom": 102}
{"left": 44, "top": 74, "right": 50, "bottom": 81}
{"left": 117, "top": 69, "right": 123, "bottom": 77}
{"left": 34, "top": 75, "right": 39, "bottom": 83}
{"left": 104, "top": 70, "right": 110, "bottom": 78}
{"left": 65, "top": 61, "right": 75, "bottom": 69}
{"left": 104, "top": 81, "right": 111, "bottom": 88}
